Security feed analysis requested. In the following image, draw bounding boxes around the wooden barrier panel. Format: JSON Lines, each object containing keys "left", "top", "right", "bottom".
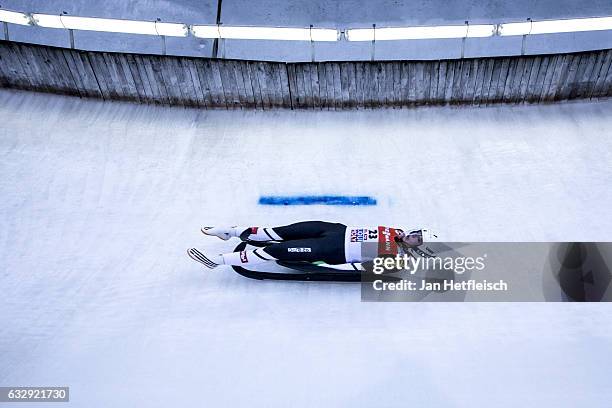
{"left": 1, "top": 40, "right": 611, "bottom": 109}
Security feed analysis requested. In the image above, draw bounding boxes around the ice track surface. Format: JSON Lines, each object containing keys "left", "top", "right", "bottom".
{"left": 1, "top": 89, "right": 612, "bottom": 407}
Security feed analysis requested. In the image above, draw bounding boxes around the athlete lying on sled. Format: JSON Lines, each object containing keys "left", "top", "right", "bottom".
{"left": 187, "top": 221, "right": 437, "bottom": 270}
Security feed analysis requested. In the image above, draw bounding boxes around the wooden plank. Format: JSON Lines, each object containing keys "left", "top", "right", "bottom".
{"left": 4, "top": 43, "right": 35, "bottom": 89}
{"left": 457, "top": 59, "right": 468, "bottom": 104}
{"left": 183, "top": 58, "right": 207, "bottom": 108}
{"left": 457, "top": 59, "right": 472, "bottom": 103}
{"left": 398, "top": 61, "right": 409, "bottom": 106}
{"left": 534, "top": 55, "right": 557, "bottom": 102}
{"left": 285, "top": 63, "right": 297, "bottom": 110}
{"left": 0, "top": 43, "right": 11, "bottom": 87}
{"left": 302, "top": 63, "right": 314, "bottom": 109}
{"left": 8, "top": 42, "right": 44, "bottom": 92}
{"left": 263, "top": 61, "right": 279, "bottom": 109}
{"left": 584, "top": 51, "right": 607, "bottom": 100}
{"left": 314, "top": 63, "right": 325, "bottom": 109}
{"left": 127, "top": 54, "right": 152, "bottom": 103}
{"left": 229, "top": 60, "right": 245, "bottom": 109}
{"left": 568, "top": 53, "right": 590, "bottom": 99}
{"left": 34, "top": 46, "right": 68, "bottom": 93}
{"left": 308, "top": 63, "right": 320, "bottom": 109}
{"left": 292, "top": 64, "right": 304, "bottom": 109}
{"left": 381, "top": 62, "right": 392, "bottom": 106}
{"left": 160, "top": 56, "right": 186, "bottom": 106}
{"left": 347, "top": 62, "right": 358, "bottom": 109}
{"left": 33, "top": 46, "right": 62, "bottom": 93}
{"left": 322, "top": 63, "right": 333, "bottom": 110}
{"left": 51, "top": 46, "right": 81, "bottom": 95}
{"left": 239, "top": 61, "right": 256, "bottom": 109}
{"left": 558, "top": 54, "right": 581, "bottom": 100}
{"left": 277, "top": 63, "right": 290, "bottom": 109}
{"left": 138, "top": 54, "right": 166, "bottom": 104}
{"left": 475, "top": 58, "right": 491, "bottom": 105}
{"left": 541, "top": 55, "right": 564, "bottom": 102}
{"left": 266, "top": 63, "right": 283, "bottom": 108}
{"left": 464, "top": 59, "right": 479, "bottom": 103}
{"left": 331, "top": 62, "right": 342, "bottom": 109}
{"left": 576, "top": 52, "right": 598, "bottom": 99}
{"left": 196, "top": 59, "right": 216, "bottom": 108}
{"left": 523, "top": 56, "right": 542, "bottom": 102}
{"left": 111, "top": 53, "right": 139, "bottom": 102}
{"left": 549, "top": 54, "right": 573, "bottom": 101}
{"left": 11, "top": 43, "right": 46, "bottom": 92}
{"left": 89, "top": 52, "right": 121, "bottom": 99}
{"left": 351, "top": 62, "right": 362, "bottom": 109}
{"left": 449, "top": 60, "right": 463, "bottom": 104}
{"left": 412, "top": 62, "right": 424, "bottom": 104}
{"left": 216, "top": 60, "right": 235, "bottom": 109}
{"left": 507, "top": 57, "right": 525, "bottom": 103}
{"left": 114, "top": 53, "right": 142, "bottom": 102}
{"left": 255, "top": 62, "right": 270, "bottom": 110}
{"left": 484, "top": 58, "right": 501, "bottom": 103}
{"left": 291, "top": 64, "right": 303, "bottom": 108}
{"left": 340, "top": 62, "right": 351, "bottom": 109}
{"left": 516, "top": 57, "right": 533, "bottom": 101}
{"left": 423, "top": 61, "right": 433, "bottom": 105}
{"left": 9, "top": 43, "right": 41, "bottom": 91}
{"left": 245, "top": 60, "right": 260, "bottom": 109}
{"left": 227, "top": 61, "right": 247, "bottom": 109}
{"left": 592, "top": 50, "right": 612, "bottom": 98}
{"left": 209, "top": 59, "right": 228, "bottom": 109}
{"left": 374, "top": 62, "right": 385, "bottom": 107}
{"left": 235, "top": 60, "right": 249, "bottom": 108}
{"left": 268, "top": 62, "right": 285, "bottom": 108}
{"left": 361, "top": 62, "right": 372, "bottom": 109}
{"left": 405, "top": 61, "right": 416, "bottom": 104}
{"left": 311, "top": 62, "right": 322, "bottom": 109}
{"left": 67, "top": 49, "right": 101, "bottom": 98}
{"left": 126, "top": 54, "right": 153, "bottom": 102}
{"left": 602, "top": 51, "right": 612, "bottom": 97}
{"left": 443, "top": 60, "right": 456, "bottom": 104}
{"left": 494, "top": 58, "right": 510, "bottom": 103}
{"left": 176, "top": 57, "right": 200, "bottom": 107}
{"left": 313, "top": 63, "right": 325, "bottom": 109}
{"left": 434, "top": 61, "right": 447, "bottom": 104}
{"left": 101, "top": 52, "right": 128, "bottom": 100}
{"left": 470, "top": 58, "right": 485, "bottom": 103}
{"left": 83, "top": 52, "right": 110, "bottom": 100}
{"left": 266, "top": 62, "right": 281, "bottom": 108}
{"left": 531, "top": 56, "right": 550, "bottom": 103}
{"left": 425, "top": 61, "right": 436, "bottom": 105}
{"left": 110, "top": 52, "right": 137, "bottom": 100}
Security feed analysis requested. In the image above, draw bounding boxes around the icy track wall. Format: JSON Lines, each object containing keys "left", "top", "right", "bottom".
{"left": 0, "top": 40, "right": 611, "bottom": 109}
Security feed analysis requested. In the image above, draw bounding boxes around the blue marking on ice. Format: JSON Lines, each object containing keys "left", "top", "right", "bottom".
{"left": 258, "top": 195, "right": 377, "bottom": 206}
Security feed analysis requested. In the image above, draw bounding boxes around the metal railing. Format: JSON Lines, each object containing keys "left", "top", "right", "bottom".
{"left": 1, "top": 7, "right": 612, "bottom": 61}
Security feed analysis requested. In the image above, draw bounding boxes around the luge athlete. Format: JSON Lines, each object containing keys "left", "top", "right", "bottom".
{"left": 187, "top": 221, "right": 437, "bottom": 269}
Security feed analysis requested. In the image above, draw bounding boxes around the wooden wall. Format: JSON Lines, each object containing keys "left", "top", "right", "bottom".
{"left": 1, "top": 40, "right": 611, "bottom": 109}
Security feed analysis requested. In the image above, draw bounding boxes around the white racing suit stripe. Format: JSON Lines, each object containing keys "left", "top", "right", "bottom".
{"left": 221, "top": 248, "right": 278, "bottom": 266}
{"left": 238, "top": 226, "right": 283, "bottom": 242}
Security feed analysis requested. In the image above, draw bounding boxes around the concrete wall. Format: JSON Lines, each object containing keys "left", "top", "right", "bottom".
{"left": 1, "top": 40, "right": 611, "bottom": 109}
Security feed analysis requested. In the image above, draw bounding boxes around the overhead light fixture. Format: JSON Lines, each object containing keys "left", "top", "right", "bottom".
{"left": 346, "top": 24, "right": 496, "bottom": 41}
{"left": 191, "top": 25, "right": 338, "bottom": 41}
{"left": 0, "top": 9, "right": 32, "bottom": 25}
{"left": 31, "top": 14, "right": 188, "bottom": 36}
{"left": 499, "top": 16, "right": 612, "bottom": 36}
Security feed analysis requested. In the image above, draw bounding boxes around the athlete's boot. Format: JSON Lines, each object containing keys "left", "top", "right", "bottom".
{"left": 187, "top": 248, "right": 224, "bottom": 269}
{"left": 201, "top": 226, "right": 240, "bottom": 241}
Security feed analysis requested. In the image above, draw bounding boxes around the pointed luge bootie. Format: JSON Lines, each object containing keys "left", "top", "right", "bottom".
{"left": 187, "top": 248, "right": 223, "bottom": 269}
{"left": 200, "top": 226, "right": 239, "bottom": 241}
